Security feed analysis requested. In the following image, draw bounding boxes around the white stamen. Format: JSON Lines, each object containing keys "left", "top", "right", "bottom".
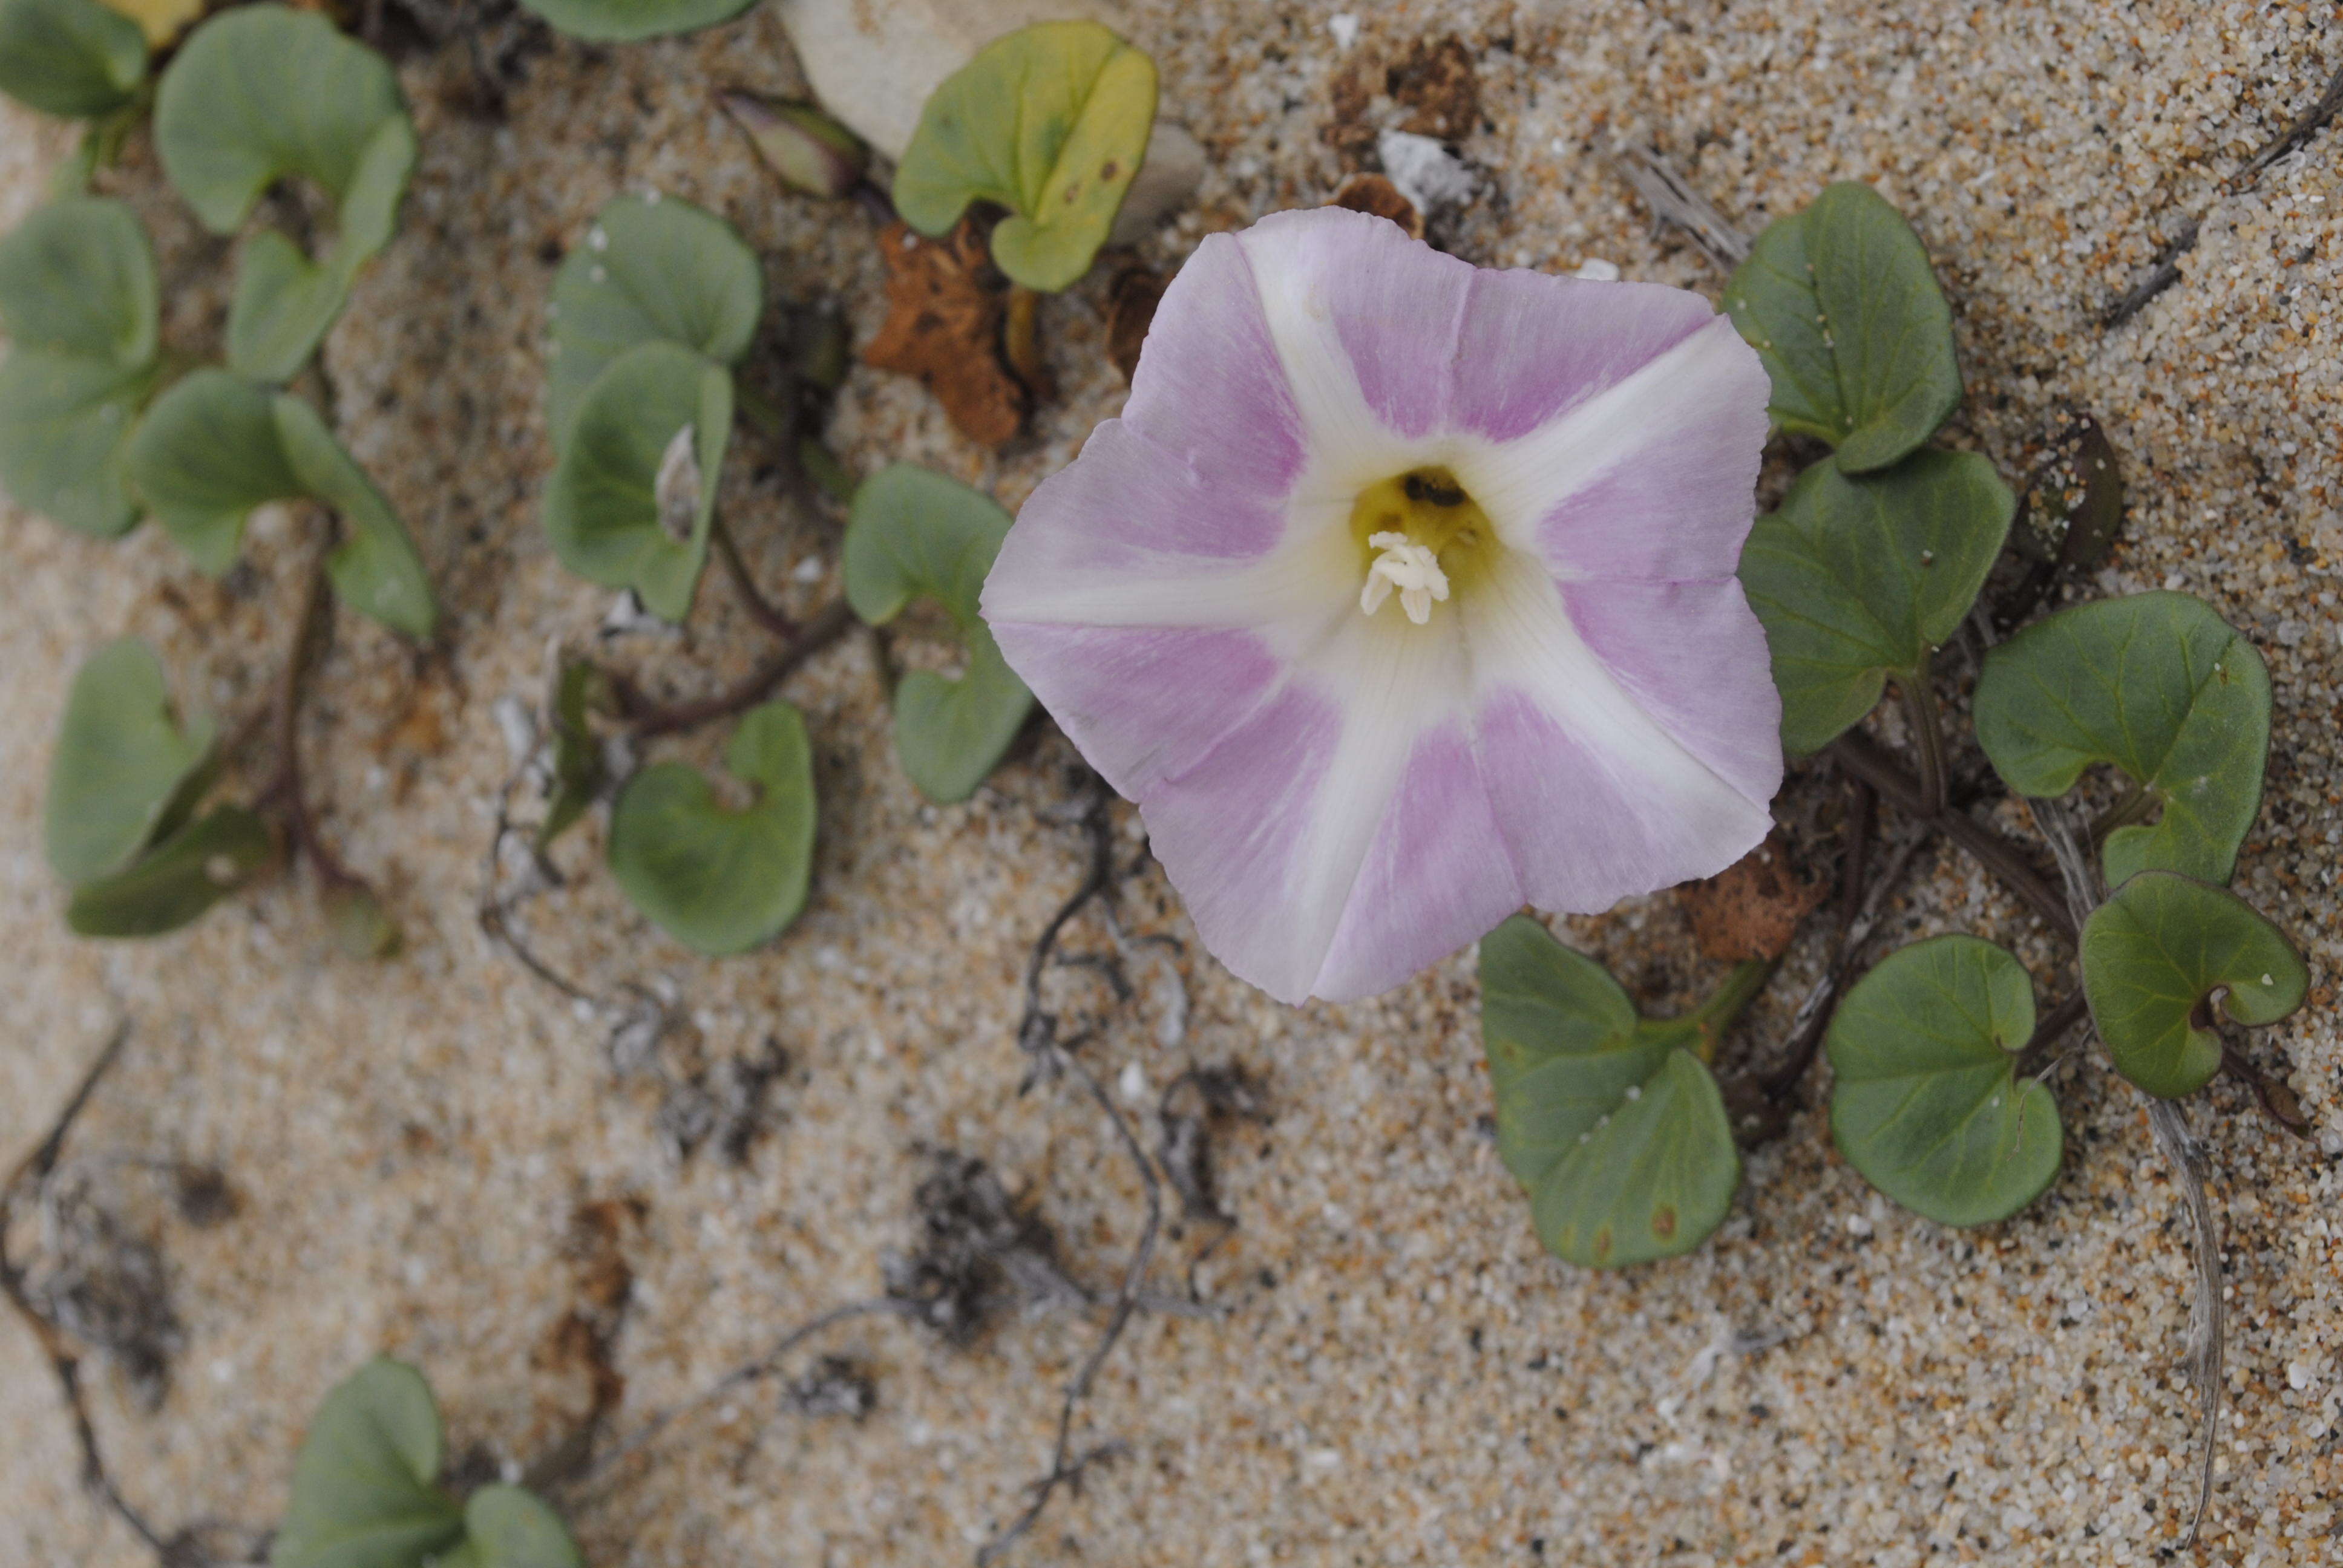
{"left": 1360, "top": 531, "right": 1450, "bottom": 625}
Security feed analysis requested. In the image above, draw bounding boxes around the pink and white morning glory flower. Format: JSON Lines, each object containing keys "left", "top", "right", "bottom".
{"left": 981, "top": 207, "right": 1782, "bottom": 1004}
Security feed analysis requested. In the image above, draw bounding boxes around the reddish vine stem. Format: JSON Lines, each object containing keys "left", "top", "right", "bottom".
{"left": 709, "top": 517, "right": 798, "bottom": 639}
{"left": 621, "top": 599, "right": 854, "bottom": 739}
{"left": 1829, "top": 730, "right": 2076, "bottom": 940}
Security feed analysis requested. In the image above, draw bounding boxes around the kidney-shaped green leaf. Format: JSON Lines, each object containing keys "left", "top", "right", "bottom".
{"left": 125, "top": 368, "right": 297, "bottom": 569}
{"left": 1478, "top": 915, "right": 1741, "bottom": 1269}
{"left": 893, "top": 19, "right": 1157, "bottom": 293}
{"left": 45, "top": 638, "right": 217, "bottom": 886}
{"left": 2080, "top": 871, "right": 2309, "bottom": 1100}
{"left": 65, "top": 805, "right": 272, "bottom": 938}
{"left": 270, "top": 1356, "right": 463, "bottom": 1568}
{"left": 546, "top": 194, "right": 761, "bottom": 451}
{"left": 0, "top": 197, "right": 160, "bottom": 537}
{"left": 514, "top": 0, "right": 752, "bottom": 42}
{"left": 0, "top": 350, "right": 152, "bottom": 537}
{"left": 1725, "top": 181, "right": 1963, "bottom": 474}
{"left": 274, "top": 393, "right": 437, "bottom": 639}
{"left": 1827, "top": 935, "right": 2062, "bottom": 1227}
{"left": 1739, "top": 448, "right": 2013, "bottom": 754}
{"left": 433, "top": 1485, "right": 583, "bottom": 1568}
{"left": 126, "top": 370, "right": 437, "bottom": 635}
{"left": 607, "top": 700, "right": 817, "bottom": 958}
{"left": 542, "top": 340, "right": 730, "bottom": 623}
{"left": 0, "top": 0, "right": 145, "bottom": 118}
{"left": 154, "top": 5, "right": 415, "bottom": 382}
{"left": 844, "top": 463, "right": 1033, "bottom": 803}
{"left": 0, "top": 195, "right": 157, "bottom": 365}
{"left": 1974, "top": 592, "right": 2269, "bottom": 887}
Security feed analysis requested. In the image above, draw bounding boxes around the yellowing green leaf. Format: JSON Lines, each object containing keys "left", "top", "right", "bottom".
{"left": 893, "top": 19, "right": 1156, "bottom": 292}
{"left": 96, "top": 0, "right": 200, "bottom": 48}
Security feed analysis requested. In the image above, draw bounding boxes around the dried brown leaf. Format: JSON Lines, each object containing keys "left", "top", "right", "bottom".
{"left": 1679, "top": 830, "right": 1826, "bottom": 962}
{"left": 1330, "top": 172, "right": 1423, "bottom": 239}
{"left": 861, "top": 218, "right": 1029, "bottom": 448}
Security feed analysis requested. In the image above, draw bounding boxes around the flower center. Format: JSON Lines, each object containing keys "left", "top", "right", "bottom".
{"left": 1348, "top": 466, "right": 1495, "bottom": 625}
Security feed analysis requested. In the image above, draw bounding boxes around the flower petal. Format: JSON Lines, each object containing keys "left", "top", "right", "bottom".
{"left": 983, "top": 622, "right": 1282, "bottom": 800}
{"left": 1234, "top": 206, "right": 1473, "bottom": 446}
{"left": 1465, "top": 557, "right": 1774, "bottom": 914}
{"left": 1457, "top": 315, "right": 1771, "bottom": 582}
{"left": 1559, "top": 578, "right": 1783, "bottom": 807}
{"left": 1449, "top": 269, "right": 1720, "bottom": 443}
{"left": 1145, "top": 606, "right": 1480, "bottom": 1003}
{"left": 1312, "top": 722, "right": 1524, "bottom": 1000}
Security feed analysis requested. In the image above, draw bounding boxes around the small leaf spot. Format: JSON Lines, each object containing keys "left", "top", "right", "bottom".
{"left": 1622, "top": 1084, "right": 1640, "bottom": 1102}
{"left": 1591, "top": 1227, "right": 1613, "bottom": 1263}
{"left": 1099, "top": 160, "right": 1119, "bottom": 180}
{"left": 1650, "top": 1206, "right": 1676, "bottom": 1240}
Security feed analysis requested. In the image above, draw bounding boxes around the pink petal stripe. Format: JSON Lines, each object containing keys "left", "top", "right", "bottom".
{"left": 1560, "top": 578, "right": 1784, "bottom": 809}
{"left": 986, "top": 622, "right": 1282, "bottom": 800}
{"left": 1312, "top": 723, "right": 1525, "bottom": 1000}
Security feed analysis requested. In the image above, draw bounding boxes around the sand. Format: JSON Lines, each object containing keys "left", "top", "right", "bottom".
{"left": 2, "top": 2, "right": 2339, "bottom": 1564}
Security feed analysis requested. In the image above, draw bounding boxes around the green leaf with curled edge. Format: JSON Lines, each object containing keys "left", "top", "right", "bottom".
{"left": 541, "top": 341, "right": 730, "bottom": 623}
{"left": 0, "top": 197, "right": 160, "bottom": 537}
{"left": 545, "top": 194, "right": 761, "bottom": 451}
{"left": 1478, "top": 915, "right": 1740, "bottom": 1269}
{"left": 2080, "top": 871, "right": 2308, "bottom": 1100}
{"left": 1827, "top": 936, "right": 2062, "bottom": 1227}
{"left": 270, "top": 1356, "right": 463, "bottom": 1568}
{"left": 1974, "top": 592, "right": 2269, "bottom": 887}
{"left": 45, "top": 638, "right": 217, "bottom": 886}
{"left": 425, "top": 1486, "right": 583, "bottom": 1568}
{"left": 125, "top": 370, "right": 437, "bottom": 636}
{"left": 607, "top": 701, "right": 817, "bottom": 958}
{"left": 0, "top": 0, "right": 145, "bottom": 119}
{"left": 893, "top": 19, "right": 1157, "bottom": 292}
{"left": 65, "top": 805, "right": 272, "bottom": 938}
{"left": 1738, "top": 449, "right": 2013, "bottom": 755}
{"left": 844, "top": 463, "right": 1033, "bottom": 803}
{"left": 1724, "top": 181, "right": 1963, "bottom": 474}
{"left": 154, "top": 5, "right": 415, "bottom": 382}
{"left": 513, "top": 0, "right": 752, "bottom": 44}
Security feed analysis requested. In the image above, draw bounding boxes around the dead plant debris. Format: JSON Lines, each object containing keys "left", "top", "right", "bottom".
{"left": 1679, "top": 831, "right": 1827, "bottom": 963}
{"left": 861, "top": 218, "right": 1031, "bottom": 449}
{"left": 1330, "top": 172, "right": 1424, "bottom": 239}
